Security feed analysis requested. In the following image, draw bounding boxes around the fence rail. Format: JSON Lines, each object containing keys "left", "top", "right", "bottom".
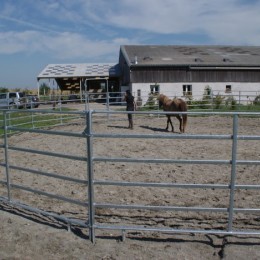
{"left": 0, "top": 109, "right": 260, "bottom": 242}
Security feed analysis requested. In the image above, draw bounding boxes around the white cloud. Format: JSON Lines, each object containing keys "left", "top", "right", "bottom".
{"left": 200, "top": 4, "right": 260, "bottom": 45}
{"left": 42, "top": 32, "right": 118, "bottom": 59}
{"left": 0, "top": 0, "right": 259, "bottom": 89}
{"left": 0, "top": 14, "right": 59, "bottom": 33}
{"left": 0, "top": 0, "right": 260, "bottom": 61}
{"left": 77, "top": 0, "right": 260, "bottom": 44}
{"left": 0, "top": 30, "right": 135, "bottom": 60}
{"left": 0, "top": 31, "right": 38, "bottom": 54}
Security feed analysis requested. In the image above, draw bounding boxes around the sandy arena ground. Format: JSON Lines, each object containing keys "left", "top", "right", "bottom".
{"left": 1, "top": 108, "right": 260, "bottom": 259}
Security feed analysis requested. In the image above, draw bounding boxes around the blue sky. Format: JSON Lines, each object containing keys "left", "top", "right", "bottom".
{"left": 1, "top": 0, "right": 260, "bottom": 89}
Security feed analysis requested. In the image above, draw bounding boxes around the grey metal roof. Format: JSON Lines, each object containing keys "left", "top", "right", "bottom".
{"left": 120, "top": 45, "right": 260, "bottom": 67}
{"left": 37, "top": 63, "right": 120, "bottom": 79}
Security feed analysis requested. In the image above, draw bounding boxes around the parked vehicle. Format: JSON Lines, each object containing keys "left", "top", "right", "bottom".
{"left": 68, "top": 94, "right": 81, "bottom": 102}
{"left": 25, "top": 95, "right": 40, "bottom": 108}
{"left": 0, "top": 92, "right": 25, "bottom": 109}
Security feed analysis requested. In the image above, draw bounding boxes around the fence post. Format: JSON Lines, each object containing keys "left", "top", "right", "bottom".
{"left": 31, "top": 111, "right": 35, "bottom": 129}
{"left": 4, "top": 111, "right": 11, "bottom": 201}
{"left": 106, "top": 92, "right": 110, "bottom": 121}
{"left": 227, "top": 114, "right": 238, "bottom": 231}
{"left": 85, "top": 110, "right": 95, "bottom": 243}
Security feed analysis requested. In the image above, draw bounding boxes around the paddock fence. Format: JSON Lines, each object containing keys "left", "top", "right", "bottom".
{"left": 2, "top": 89, "right": 259, "bottom": 113}
{"left": 0, "top": 109, "right": 260, "bottom": 243}
{"left": 40, "top": 89, "right": 260, "bottom": 110}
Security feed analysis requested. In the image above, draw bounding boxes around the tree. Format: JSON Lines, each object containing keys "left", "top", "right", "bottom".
{"left": 23, "top": 88, "right": 33, "bottom": 95}
{"left": 39, "top": 83, "right": 50, "bottom": 95}
{"left": 0, "top": 87, "right": 9, "bottom": 93}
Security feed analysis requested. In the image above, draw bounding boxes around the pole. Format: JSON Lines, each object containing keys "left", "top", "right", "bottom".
{"left": 227, "top": 114, "right": 238, "bottom": 231}
{"left": 85, "top": 110, "right": 95, "bottom": 242}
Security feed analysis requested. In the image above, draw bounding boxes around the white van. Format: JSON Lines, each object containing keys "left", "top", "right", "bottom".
{"left": 0, "top": 92, "right": 25, "bottom": 109}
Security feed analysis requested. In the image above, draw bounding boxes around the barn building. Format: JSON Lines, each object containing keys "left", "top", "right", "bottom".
{"left": 119, "top": 45, "right": 260, "bottom": 104}
{"left": 38, "top": 45, "right": 260, "bottom": 104}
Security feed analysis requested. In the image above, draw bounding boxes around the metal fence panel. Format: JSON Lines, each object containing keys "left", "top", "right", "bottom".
{"left": 0, "top": 109, "right": 260, "bottom": 243}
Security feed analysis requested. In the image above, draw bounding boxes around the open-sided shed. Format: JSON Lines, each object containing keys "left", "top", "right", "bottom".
{"left": 37, "top": 63, "right": 120, "bottom": 96}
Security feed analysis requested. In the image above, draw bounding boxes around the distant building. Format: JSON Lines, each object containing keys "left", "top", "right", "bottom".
{"left": 119, "top": 45, "right": 260, "bottom": 103}
{"left": 38, "top": 45, "right": 260, "bottom": 103}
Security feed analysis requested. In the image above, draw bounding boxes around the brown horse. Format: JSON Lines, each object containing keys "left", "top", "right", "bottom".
{"left": 157, "top": 94, "right": 188, "bottom": 133}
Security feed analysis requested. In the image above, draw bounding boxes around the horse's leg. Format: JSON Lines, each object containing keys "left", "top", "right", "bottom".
{"left": 166, "top": 115, "right": 174, "bottom": 131}
{"left": 182, "top": 114, "right": 187, "bottom": 133}
{"left": 176, "top": 115, "right": 183, "bottom": 133}
{"left": 166, "top": 115, "right": 170, "bottom": 131}
{"left": 168, "top": 116, "right": 174, "bottom": 132}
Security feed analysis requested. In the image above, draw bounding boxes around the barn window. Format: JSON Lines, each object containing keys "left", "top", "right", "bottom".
{"left": 183, "top": 85, "right": 192, "bottom": 96}
{"left": 226, "top": 85, "right": 232, "bottom": 93}
{"left": 150, "top": 84, "right": 160, "bottom": 94}
{"left": 137, "top": 89, "right": 141, "bottom": 98}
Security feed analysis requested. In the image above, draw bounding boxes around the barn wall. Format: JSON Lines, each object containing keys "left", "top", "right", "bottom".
{"left": 131, "top": 82, "right": 260, "bottom": 105}
{"left": 130, "top": 68, "right": 260, "bottom": 83}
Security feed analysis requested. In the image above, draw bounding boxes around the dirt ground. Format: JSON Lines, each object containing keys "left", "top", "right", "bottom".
{"left": 0, "top": 109, "right": 260, "bottom": 259}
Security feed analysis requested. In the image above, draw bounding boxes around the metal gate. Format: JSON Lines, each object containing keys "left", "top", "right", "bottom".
{"left": 0, "top": 109, "right": 260, "bottom": 242}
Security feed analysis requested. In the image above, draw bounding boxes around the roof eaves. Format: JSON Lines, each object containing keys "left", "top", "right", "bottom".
{"left": 129, "top": 64, "right": 190, "bottom": 68}
{"left": 129, "top": 63, "right": 260, "bottom": 68}
{"left": 190, "top": 66, "right": 260, "bottom": 70}
{"left": 120, "top": 45, "right": 132, "bottom": 66}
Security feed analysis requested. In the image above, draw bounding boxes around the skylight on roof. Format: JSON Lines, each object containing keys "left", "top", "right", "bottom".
{"left": 162, "top": 58, "right": 172, "bottom": 61}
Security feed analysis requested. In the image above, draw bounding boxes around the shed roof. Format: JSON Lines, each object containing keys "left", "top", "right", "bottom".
{"left": 37, "top": 63, "right": 119, "bottom": 79}
{"left": 120, "top": 45, "right": 260, "bottom": 67}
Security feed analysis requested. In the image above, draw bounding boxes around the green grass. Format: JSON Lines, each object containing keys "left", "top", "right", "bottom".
{"left": 0, "top": 108, "right": 79, "bottom": 136}
{"left": 208, "top": 104, "right": 260, "bottom": 112}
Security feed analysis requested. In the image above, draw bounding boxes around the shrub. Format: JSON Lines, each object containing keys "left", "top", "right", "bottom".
{"left": 144, "top": 93, "right": 158, "bottom": 109}
{"left": 213, "top": 94, "right": 225, "bottom": 109}
{"left": 188, "top": 99, "right": 210, "bottom": 109}
{"left": 225, "top": 96, "right": 237, "bottom": 110}
{"left": 253, "top": 95, "right": 260, "bottom": 105}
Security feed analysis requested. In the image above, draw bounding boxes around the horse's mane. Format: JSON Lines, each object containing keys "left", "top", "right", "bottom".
{"left": 158, "top": 94, "right": 171, "bottom": 104}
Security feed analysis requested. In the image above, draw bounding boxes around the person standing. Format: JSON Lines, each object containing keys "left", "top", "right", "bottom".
{"left": 124, "top": 90, "right": 136, "bottom": 129}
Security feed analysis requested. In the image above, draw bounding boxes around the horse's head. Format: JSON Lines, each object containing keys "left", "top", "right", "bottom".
{"left": 156, "top": 94, "right": 161, "bottom": 108}
{"left": 158, "top": 99, "right": 163, "bottom": 108}
{"left": 157, "top": 94, "right": 166, "bottom": 108}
